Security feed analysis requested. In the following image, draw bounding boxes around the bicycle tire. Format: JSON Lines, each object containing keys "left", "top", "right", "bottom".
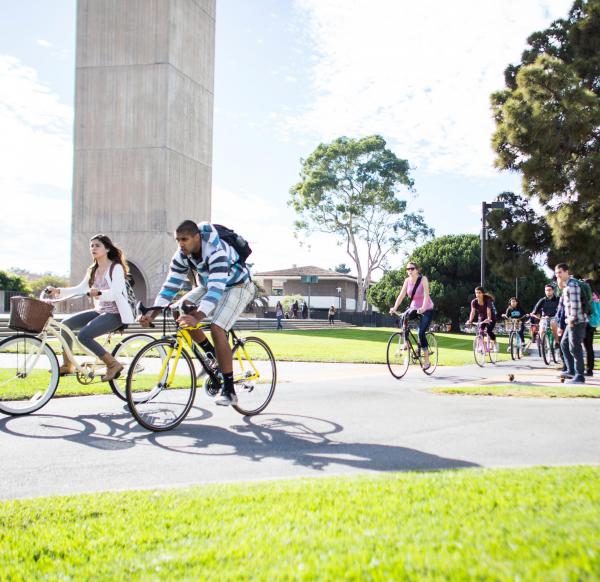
{"left": 125, "top": 338, "right": 196, "bottom": 431}
{"left": 473, "top": 335, "right": 486, "bottom": 367}
{"left": 109, "top": 333, "right": 156, "bottom": 401}
{"left": 421, "top": 332, "right": 438, "bottom": 375}
{"left": 387, "top": 332, "right": 411, "bottom": 378}
{"left": 541, "top": 333, "right": 551, "bottom": 366}
{"left": 509, "top": 332, "right": 517, "bottom": 361}
{"left": 553, "top": 338, "right": 563, "bottom": 365}
{"left": 488, "top": 340, "right": 498, "bottom": 364}
{"left": 0, "top": 334, "right": 59, "bottom": 416}
{"left": 231, "top": 336, "right": 277, "bottom": 416}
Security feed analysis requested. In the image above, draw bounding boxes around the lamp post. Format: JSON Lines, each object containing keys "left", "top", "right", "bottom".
{"left": 481, "top": 200, "right": 506, "bottom": 288}
{"left": 336, "top": 287, "right": 342, "bottom": 311}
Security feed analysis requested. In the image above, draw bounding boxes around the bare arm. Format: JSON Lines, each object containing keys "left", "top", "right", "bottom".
{"left": 390, "top": 279, "right": 409, "bottom": 313}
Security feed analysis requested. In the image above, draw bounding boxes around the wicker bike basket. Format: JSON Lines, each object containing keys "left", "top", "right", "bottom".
{"left": 9, "top": 296, "right": 55, "bottom": 333}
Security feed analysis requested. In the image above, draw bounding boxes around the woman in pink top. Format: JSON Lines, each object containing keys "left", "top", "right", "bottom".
{"left": 389, "top": 261, "right": 434, "bottom": 369}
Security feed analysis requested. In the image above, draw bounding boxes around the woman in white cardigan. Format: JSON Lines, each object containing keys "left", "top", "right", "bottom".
{"left": 46, "top": 234, "right": 135, "bottom": 381}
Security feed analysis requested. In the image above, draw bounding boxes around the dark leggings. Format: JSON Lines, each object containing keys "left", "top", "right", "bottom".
{"left": 61, "top": 310, "right": 123, "bottom": 358}
{"left": 584, "top": 325, "right": 596, "bottom": 372}
{"left": 484, "top": 321, "right": 496, "bottom": 341}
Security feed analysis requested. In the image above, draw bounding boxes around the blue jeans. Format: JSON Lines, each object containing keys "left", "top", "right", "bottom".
{"left": 61, "top": 310, "right": 123, "bottom": 358}
{"left": 561, "top": 322, "right": 586, "bottom": 378}
{"left": 403, "top": 309, "right": 433, "bottom": 349}
{"left": 276, "top": 315, "right": 283, "bottom": 330}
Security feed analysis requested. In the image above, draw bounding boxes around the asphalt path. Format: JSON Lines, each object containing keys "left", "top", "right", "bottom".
{"left": 1, "top": 356, "right": 599, "bottom": 500}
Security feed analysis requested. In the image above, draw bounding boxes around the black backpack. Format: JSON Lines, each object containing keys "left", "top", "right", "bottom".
{"left": 214, "top": 224, "right": 252, "bottom": 264}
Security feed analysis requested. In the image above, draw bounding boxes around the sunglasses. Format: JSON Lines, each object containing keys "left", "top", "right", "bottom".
{"left": 406, "top": 267, "right": 416, "bottom": 271}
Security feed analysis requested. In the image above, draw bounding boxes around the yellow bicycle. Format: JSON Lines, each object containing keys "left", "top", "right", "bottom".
{"left": 125, "top": 304, "right": 277, "bottom": 431}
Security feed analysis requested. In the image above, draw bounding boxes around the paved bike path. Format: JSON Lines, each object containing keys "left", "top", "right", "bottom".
{"left": 0, "top": 358, "right": 599, "bottom": 500}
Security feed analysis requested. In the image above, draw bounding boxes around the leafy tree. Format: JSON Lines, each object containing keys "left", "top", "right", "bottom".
{"left": 290, "top": 135, "right": 433, "bottom": 312}
{"left": 368, "top": 235, "right": 549, "bottom": 330}
{"left": 333, "top": 263, "right": 352, "bottom": 274}
{"left": 282, "top": 294, "right": 304, "bottom": 314}
{"left": 491, "top": 0, "right": 600, "bottom": 278}
{"left": 29, "top": 275, "right": 69, "bottom": 297}
{"left": 486, "top": 191, "right": 556, "bottom": 281}
{"left": 0, "top": 271, "right": 30, "bottom": 294}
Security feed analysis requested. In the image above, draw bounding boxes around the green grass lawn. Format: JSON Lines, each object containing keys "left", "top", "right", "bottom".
{"left": 1, "top": 466, "right": 599, "bottom": 580}
{"left": 249, "top": 327, "right": 511, "bottom": 366}
{"left": 434, "top": 384, "right": 600, "bottom": 398}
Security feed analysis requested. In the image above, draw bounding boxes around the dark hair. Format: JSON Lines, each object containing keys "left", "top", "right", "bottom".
{"left": 475, "top": 286, "right": 495, "bottom": 302}
{"left": 175, "top": 220, "right": 200, "bottom": 236}
{"left": 555, "top": 262, "right": 569, "bottom": 272}
{"left": 88, "top": 234, "right": 129, "bottom": 286}
{"left": 545, "top": 284, "right": 554, "bottom": 289}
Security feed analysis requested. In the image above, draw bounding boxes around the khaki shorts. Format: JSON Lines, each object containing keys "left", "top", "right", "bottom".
{"left": 185, "top": 280, "right": 255, "bottom": 332}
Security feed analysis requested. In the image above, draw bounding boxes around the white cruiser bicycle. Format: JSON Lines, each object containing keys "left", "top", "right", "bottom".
{"left": 0, "top": 294, "right": 154, "bottom": 416}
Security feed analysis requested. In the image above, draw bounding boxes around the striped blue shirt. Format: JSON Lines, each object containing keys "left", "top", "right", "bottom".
{"left": 155, "top": 222, "right": 251, "bottom": 315}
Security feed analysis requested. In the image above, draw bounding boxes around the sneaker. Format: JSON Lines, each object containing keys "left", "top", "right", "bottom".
{"left": 559, "top": 371, "right": 574, "bottom": 379}
{"left": 585, "top": 371, "right": 593, "bottom": 377}
{"left": 566, "top": 375, "right": 585, "bottom": 384}
{"left": 216, "top": 390, "right": 238, "bottom": 406}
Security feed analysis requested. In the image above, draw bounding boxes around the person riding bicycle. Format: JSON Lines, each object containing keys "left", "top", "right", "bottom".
{"left": 388, "top": 261, "right": 434, "bottom": 370}
{"left": 466, "top": 286, "right": 498, "bottom": 352}
{"left": 138, "top": 220, "right": 255, "bottom": 406}
{"left": 530, "top": 284, "right": 559, "bottom": 347}
{"left": 45, "top": 234, "right": 135, "bottom": 381}
{"left": 503, "top": 297, "right": 527, "bottom": 343}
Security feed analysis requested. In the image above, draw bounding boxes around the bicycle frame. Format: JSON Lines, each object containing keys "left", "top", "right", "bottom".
{"left": 13, "top": 317, "right": 112, "bottom": 380}
{"left": 151, "top": 320, "right": 262, "bottom": 389}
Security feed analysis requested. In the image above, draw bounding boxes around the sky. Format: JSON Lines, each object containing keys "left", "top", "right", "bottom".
{"left": 0, "top": 0, "right": 574, "bottom": 277}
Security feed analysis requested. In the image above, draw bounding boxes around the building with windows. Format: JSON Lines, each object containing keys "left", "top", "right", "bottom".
{"left": 254, "top": 266, "right": 373, "bottom": 313}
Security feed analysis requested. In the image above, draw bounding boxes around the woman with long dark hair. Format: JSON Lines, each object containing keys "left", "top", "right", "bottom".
{"left": 46, "top": 234, "right": 135, "bottom": 380}
{"left": 466, "top": 286, "right": 498, "bottom": 351}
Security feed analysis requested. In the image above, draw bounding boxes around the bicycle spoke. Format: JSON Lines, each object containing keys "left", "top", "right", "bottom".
{"left": 0, "top": 335, "right": 59, "bottom": 415}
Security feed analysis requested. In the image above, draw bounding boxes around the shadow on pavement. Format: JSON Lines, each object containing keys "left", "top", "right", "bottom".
{"left": 0, "top": 407, "right": 478, "bottom": 473}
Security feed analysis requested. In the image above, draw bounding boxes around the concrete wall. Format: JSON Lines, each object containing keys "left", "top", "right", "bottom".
{"left": 71, "top": 0, "right": 216, "bottom": 304}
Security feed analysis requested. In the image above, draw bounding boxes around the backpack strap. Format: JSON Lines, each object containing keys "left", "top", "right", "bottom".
{"left": 409, "top": 276, "right": 423, "bottom": 302}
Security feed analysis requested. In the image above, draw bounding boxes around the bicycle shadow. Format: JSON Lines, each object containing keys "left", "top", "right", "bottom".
{"left": 0, "top": 404, "right": 213, "bottom": 451}
{"left": 0, "top": 407, "right": 478, "bottom": 473}
{"left": 145, "top": 412, "right": 479, "bottom": 472}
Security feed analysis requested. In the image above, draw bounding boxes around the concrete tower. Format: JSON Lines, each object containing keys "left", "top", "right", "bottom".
{"left": 71, "top": 0, "right": 216, "bottom": 303}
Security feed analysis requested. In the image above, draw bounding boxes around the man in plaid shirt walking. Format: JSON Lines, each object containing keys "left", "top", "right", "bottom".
{"left": 555, "top": 263, "right": 588, "bottom": 384}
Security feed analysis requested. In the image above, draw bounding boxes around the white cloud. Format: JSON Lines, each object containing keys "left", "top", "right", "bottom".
{"left": 36, "top": 39, "right": 53, "bottom": 49}
{"left": 0, "top": 55, "right": 73, "bottom": 274}
{"left": 283, "top": 0, "right": 573, "bottom": 178}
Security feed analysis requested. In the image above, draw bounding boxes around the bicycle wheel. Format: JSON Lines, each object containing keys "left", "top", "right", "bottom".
{"left": 387, "top": 332, "right": 410, "bottom": 378}
{"left": 231, "top": 337, "right": 277, "bottom": 416}
{"left": 509, "top": 333, "right": 517, "bottom": 360}
{"left": 473, "top": 335, "right": 486, "bottom": 367}
{"left": 126, "top": 338, "right": 196, "bottom": 431}
{"left": 109, "top": 333, "right": 156, "bottom": 401}
{"left": 541, "top": 333, "right": 551, "bottom": 366}
{"left": 553, "top": 338, "right": 563, "bottom": 365}
{"left": 487, "top": 339, "right": 498, "bottom": 364}
{"left": 0, "top": 334, "right": 59, "bottom": 416}
{"left": 421, "top": 332, "right": 438, "bottom": 375}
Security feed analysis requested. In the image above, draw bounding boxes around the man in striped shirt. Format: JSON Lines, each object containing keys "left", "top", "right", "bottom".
{"left": 555, "top": 262, "right": 588, "bottom": 384}
{"left": 139, "top": 220, "right": 255, "bottom": 405}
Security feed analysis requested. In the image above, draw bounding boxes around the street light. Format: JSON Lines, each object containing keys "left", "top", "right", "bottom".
{"left": 480, "top": 199, "right": 506, "bottom": 288}
{"left": 336, "top": 287, "right": 342, "bottom": 311}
